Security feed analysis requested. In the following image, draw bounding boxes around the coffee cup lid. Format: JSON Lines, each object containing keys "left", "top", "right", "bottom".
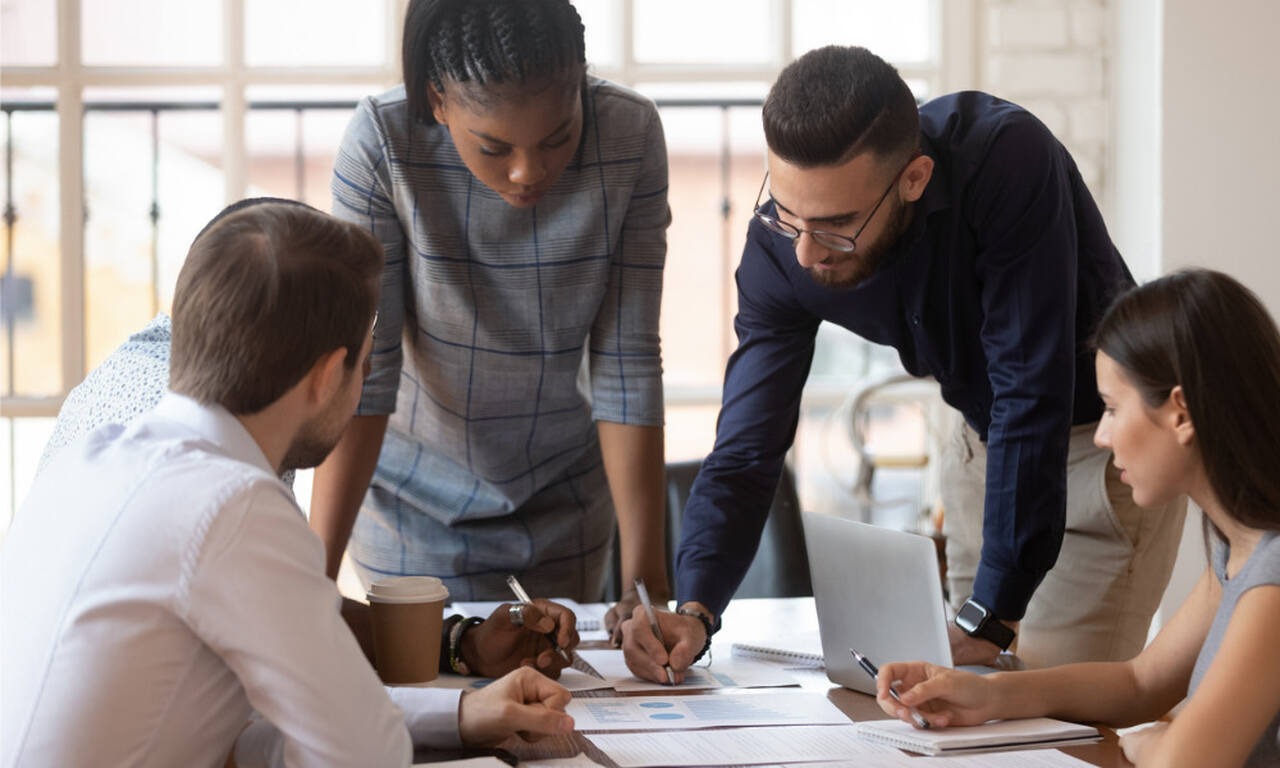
{"left": 367, "top": 576, "right": 449, "bottom": 604}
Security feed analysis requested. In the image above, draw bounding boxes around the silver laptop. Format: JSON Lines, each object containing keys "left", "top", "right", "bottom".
{"left": 802, "top": 511, "right": 953, "bottom": 695}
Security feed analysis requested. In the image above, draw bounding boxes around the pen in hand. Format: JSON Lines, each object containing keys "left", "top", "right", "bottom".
{"left": 505, "top": 574, "right": 572, "bottom": 664}
{"left": 634, "top": 578, "right": 677, "bottom": 686}
{"left": 851, "top": 648, "right": 931, "bottom": 729}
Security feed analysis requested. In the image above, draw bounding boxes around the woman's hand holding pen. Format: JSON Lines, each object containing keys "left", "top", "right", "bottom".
{"left": 874, "top": 661, "right": 999, "bottom": 729}
{"left": 619, "top": 607, "right": 705, "bottom": 684}
{"left": 460, "top": 600, "right": 579, "bottom": 679}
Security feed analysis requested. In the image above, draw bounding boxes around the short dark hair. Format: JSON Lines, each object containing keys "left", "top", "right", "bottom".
{"left": 1095, "top": 269, "right": 1280, "bottom": 535}
{"left": 169, "top": 202, "right": 383, "bottom": 415}
{"left": 402, "top": 0, "right": 587, "bottom": 124}
{"left": 763, "top": 46, "right": 919, "bottom": 168}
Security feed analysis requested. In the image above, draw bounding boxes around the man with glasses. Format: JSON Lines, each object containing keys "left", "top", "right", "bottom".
{"left": 618, "top": 45, "right": 1186, "bottom": 681}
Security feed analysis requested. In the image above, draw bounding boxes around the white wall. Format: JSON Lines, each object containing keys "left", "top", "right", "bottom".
{"left": 1113, "top": 0, "right": 1280, "bottom": 630}
{"left": 1161, "top": 0, "right": 1280, "bottom": 314}
{"left": 1109, "top": 0, "right": 1162, "bottom": 281}
{"left": 979, "top": 0, "right": 1114, "bottom": 214}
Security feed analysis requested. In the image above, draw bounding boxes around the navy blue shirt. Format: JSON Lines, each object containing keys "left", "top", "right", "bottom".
{"left": 675, "top": 91, "right": 1134, "bottom": 622}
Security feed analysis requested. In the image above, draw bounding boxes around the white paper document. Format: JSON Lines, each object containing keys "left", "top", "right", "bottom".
{"left": 424, "top": 668, "right": 613, "bottom": 693}
{"left": 750, "top": 750, "right": 1093, "bottom": 768}
{"left": 566, "top": 691, "right": 849, "bottom": 731}
{"left": 574, "top": 649, "right": 798, "bottom": 692}
{"left": 520, "top": 754, "right": 608, "bottom": 768}
{"left": 586, "top": 724, "right": 896, "bottom": 766}
{"left": 587, "top": 726, "right": 1095, "bottom": 768}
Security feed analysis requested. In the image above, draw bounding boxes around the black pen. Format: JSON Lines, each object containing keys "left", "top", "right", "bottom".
{"left": 506, "top": 574, "right": 572, "bottom": 663}
{"left": 850, "top": 648, "right": 931, "bottom": 729}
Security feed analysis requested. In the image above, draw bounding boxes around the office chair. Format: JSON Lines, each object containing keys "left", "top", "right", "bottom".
{"left": 604, "top": 459, "right": 812, "bottom": 601}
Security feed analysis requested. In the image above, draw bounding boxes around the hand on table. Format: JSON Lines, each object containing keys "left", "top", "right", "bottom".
{"left": 618, "top": 606, "right": 705, "bottom": 684}
{"left": 946, "top": 620, "right": 1018, "bottom": 666}
{"left": 874, "top": 661, "right": 997, "bottom": 729}
{"left": 460, "top": 600, "right": 578, "bottom": 679}
{"left": 458, "top": 666, "right": 575, "bottom": 746}
{"left": 1119, "top": 721, "right": 1169, "bottom": 764}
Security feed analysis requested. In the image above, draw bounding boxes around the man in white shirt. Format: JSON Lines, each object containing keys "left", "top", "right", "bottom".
{"left": 1, "top": 200, "right": 575, "bottom": 767}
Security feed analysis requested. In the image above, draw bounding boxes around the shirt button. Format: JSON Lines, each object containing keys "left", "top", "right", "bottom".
{"left": 911, "top": 313, "right": 921, "bottom": 326}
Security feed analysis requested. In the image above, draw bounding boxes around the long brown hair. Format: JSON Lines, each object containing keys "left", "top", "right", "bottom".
{"left": 1094, "top": 269, "right": 1280, "bottom": 535}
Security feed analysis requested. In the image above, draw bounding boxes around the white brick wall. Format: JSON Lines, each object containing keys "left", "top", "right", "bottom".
{"left": 978, "top": 0, "right": 1112, "bottom": 212}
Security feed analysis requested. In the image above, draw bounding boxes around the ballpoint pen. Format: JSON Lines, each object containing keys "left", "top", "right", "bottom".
{"left": 634, "top": 578, "right": 677, "bottom": 686}
{"left": 850, "top": 648, "right": 931, "bottom": 729}
{"left": 505, "top": 574, "right": 572, "bottom": 664}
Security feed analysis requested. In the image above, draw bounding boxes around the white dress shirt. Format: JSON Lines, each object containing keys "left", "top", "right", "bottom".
{"left": 2, "top": 393, "right": 461, "bottom": 767}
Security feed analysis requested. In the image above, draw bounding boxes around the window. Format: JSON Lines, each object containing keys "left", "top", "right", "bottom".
{"left": 2, "top": 0, "right": 960, "bottom": 527}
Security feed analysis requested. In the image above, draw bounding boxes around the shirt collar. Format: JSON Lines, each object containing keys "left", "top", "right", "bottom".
{"left": 152, "top": 392, "right": 277, "bottom": 477}
{"left": 893, "top": 137, "right": 952, "bottom": 251}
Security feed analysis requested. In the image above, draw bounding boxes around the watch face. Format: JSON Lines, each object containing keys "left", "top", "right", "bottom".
{"left": 955, "top": 601, "right": 987, "bottom": 633}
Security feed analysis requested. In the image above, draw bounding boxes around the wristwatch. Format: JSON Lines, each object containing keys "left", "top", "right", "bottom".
{"left": 955, "top": 597, "right": 1015, "bottom": 651}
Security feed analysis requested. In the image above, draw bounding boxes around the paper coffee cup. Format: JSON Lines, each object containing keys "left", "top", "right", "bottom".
{"left": 367, "top": 576, "right": 449, "bottom": 684}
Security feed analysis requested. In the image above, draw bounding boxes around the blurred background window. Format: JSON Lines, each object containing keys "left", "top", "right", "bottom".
{"left": 1, "top": 0, "right": 947, "bottom": 530}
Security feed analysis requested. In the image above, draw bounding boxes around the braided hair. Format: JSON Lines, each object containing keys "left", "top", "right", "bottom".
{"left": 403, "top": 0, "right": 587, "bottom": 124}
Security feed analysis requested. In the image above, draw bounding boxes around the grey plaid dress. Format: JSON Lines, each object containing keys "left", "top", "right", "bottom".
{"left": 331, "top": 78, "right": 668, "bottom": 601}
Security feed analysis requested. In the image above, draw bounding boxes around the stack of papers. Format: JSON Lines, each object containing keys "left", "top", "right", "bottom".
{"left": 586, "top": 726, "right": 1098, "bottom": 767}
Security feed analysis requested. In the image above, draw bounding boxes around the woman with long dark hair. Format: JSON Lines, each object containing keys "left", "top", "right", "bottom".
{"left": 874, "top": 269, "right": 1280, "bottom": 767}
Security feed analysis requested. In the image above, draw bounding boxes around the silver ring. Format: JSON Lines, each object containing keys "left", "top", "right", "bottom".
{"left": 509, "top": 603, "right": 525, "bottom": 627}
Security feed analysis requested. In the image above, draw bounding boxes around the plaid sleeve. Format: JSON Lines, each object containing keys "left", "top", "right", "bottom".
{"left": 331, "top": 98, "right": 406, "bottom": 416}
{"left": 588, "top": 104, "right": 669, "bottom": 426}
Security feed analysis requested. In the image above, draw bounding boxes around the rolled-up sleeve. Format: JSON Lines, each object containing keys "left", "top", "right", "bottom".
{"left": 588, "top": 103, "right": 669, "bottom": 427}
{"left": 332, "top": 97, "right": 407, "bottom": 416}
{"left": 675, "top": 219, "right": 820, "bottom": 618}
{"left": 967, "top": 114, "right": 1079, "bottom": 620}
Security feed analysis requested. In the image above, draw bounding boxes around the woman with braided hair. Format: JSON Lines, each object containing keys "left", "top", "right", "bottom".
{"left": 315, "top": 0, "right": 672, "bottom": 670}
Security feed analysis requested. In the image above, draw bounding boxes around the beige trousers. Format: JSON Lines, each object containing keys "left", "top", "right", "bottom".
{"left": 941, "top": 419, "right": 1186, "bottom": 668}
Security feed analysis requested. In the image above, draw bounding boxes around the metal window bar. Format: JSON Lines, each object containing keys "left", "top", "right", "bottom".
{"left": 0, "top": 95, "right": 759, "bottom": 408}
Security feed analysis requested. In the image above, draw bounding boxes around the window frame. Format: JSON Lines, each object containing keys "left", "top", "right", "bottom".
{"left": 1, "top": 0, "right": 973, "bottom": 519}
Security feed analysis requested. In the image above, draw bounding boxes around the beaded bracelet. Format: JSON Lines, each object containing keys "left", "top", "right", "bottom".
{"left": 677, "top": 606, "right": 715, "bottom": 664}
{"left": 448, "top": 616, "right": 485, "bottom": 675}
{"left": 439, "top": 615, "right": 464, "bottom": 673}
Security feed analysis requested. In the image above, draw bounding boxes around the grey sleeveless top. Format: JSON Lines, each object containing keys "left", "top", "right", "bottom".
{"left": 1189, "top": 530, "right": 1280, "bottom": 767}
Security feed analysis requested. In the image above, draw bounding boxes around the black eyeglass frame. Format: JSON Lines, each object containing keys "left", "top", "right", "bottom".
{"left": 752, "top": 151, "right": 921, "bottom": 254}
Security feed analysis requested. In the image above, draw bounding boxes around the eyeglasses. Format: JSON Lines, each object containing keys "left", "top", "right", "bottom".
{"left": 752, "top": 152, "right": 919, "bottom": 253}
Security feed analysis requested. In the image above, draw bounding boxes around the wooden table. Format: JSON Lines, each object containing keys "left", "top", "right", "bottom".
{"left": 490, "top": 598, "right": 1133, "bottom": 767}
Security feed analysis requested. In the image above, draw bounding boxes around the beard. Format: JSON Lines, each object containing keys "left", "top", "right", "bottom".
{"left": 280, "top": 411, "right": 345, "bottom": 471}
{"left": 806, "top": 200, "right": 912, "bottom": 290}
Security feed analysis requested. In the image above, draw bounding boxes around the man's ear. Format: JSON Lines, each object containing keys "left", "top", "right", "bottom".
{"left": 427, "top": 83, "right": 449, "bottom": 126}
{"left": 900, "top": 153, "right": 933, "bottom": 203}
{"left": 305, "top": 347, "right": 351, "bottom": 407}
{"left": 1169, "top": 385, "right": 1196, "bottom": 446}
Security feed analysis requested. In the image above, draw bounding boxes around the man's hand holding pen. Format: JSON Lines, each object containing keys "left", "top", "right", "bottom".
{"left": 618, "top": 605, "right": 708, "bottom": 684}
{"left": 460, "top": 599, "right": 580, "bottom": 679}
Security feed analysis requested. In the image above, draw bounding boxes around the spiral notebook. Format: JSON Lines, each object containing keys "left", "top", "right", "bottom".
{"left": 729, "top": 631, "right": 825, "bottom": 667}
{"left": 857, "top": 717, "right": 1100, "bottom": 756}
